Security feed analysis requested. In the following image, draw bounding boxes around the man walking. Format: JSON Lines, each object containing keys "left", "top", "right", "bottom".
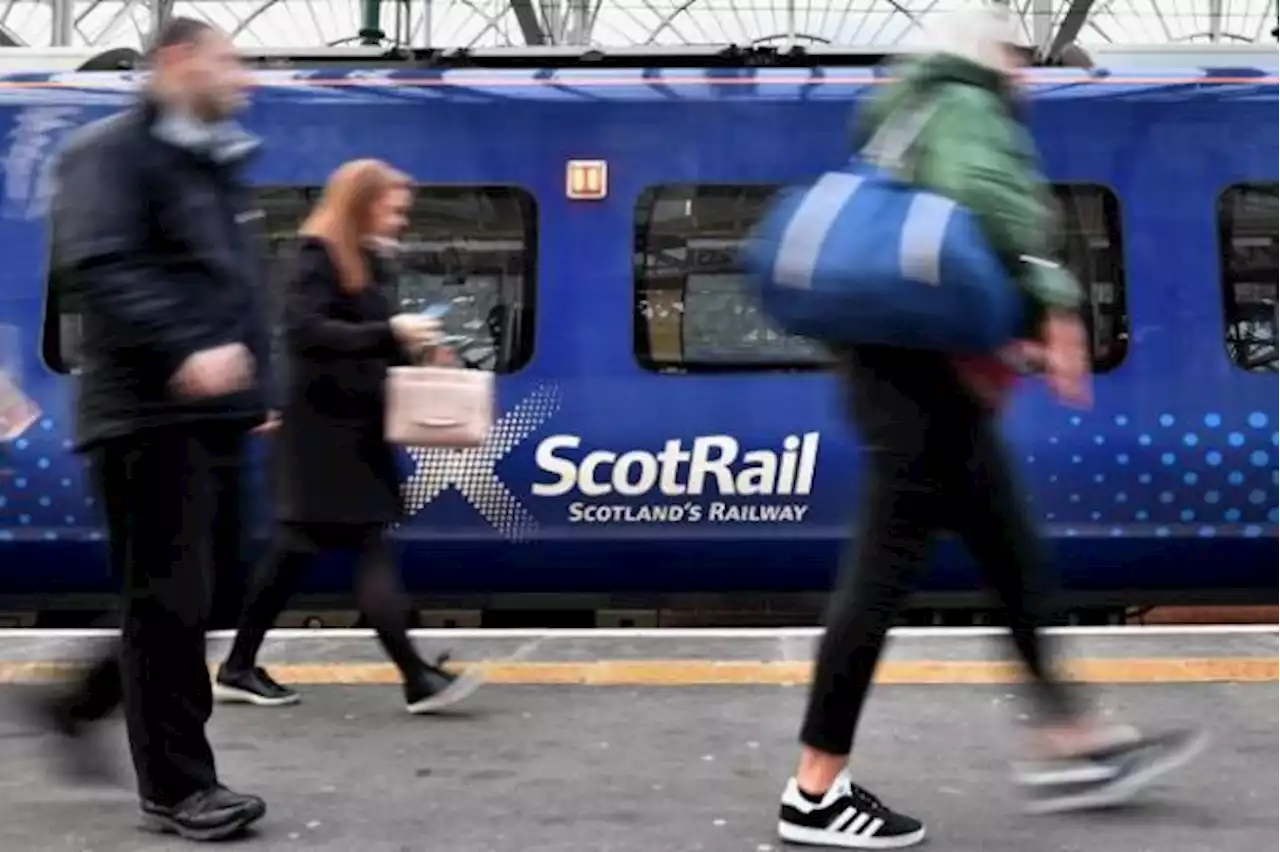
{"left": 41, "top": 18, "right": 273, "bottom": 841}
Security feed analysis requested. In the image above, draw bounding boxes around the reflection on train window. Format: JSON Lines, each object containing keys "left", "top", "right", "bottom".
{"left": 1053, "top": 184, "right": 1127, "bottom": 373}
{"left": 633, "top": 184, "right": 1128, "bottom": 373}
{"left": 42, "top": 213, "right": 84, "bottom": 374}
{"left": 1219, "top": 183, "right": 1278, "bottom": 373}
{"left": 634, "top": 184, "right": 829, "bottom": 373}
{"left": 256, "top": 185, "right": 536, "bottom": 373}
{"left": 44, "top": 186, "right": 537, "bottom": 374}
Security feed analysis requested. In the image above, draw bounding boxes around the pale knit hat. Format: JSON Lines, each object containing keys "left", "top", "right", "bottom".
{"left": 921, "top": 3, "right": 1028, "bottom": 72}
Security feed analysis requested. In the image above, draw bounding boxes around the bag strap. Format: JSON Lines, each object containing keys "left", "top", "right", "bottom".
{"left": 858, "top": 97, "right": 942, "bottom": 177}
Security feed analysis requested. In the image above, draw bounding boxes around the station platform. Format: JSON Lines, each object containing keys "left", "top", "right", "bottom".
{"left": 0, "top": 625, "right": 1275, "bottom": 851}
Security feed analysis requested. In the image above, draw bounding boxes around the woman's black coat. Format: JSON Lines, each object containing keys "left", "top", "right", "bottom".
{"left": 273, "top": 236, "right": 411, "bottom": 526}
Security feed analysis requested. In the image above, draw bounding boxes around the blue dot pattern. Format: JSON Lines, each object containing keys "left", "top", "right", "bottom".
{"left": 0, "top": 423, "right": 88, "bottom": 542}
{"left": 1026, "top": 409, "right": 1278, "bottom": 536}
{"left": 1, "top": 417, "right": 276, "bottom": 545}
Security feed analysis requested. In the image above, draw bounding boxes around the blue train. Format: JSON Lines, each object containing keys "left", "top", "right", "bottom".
{"left": 0, "top": 63, "right": 1275, "bottom": 613}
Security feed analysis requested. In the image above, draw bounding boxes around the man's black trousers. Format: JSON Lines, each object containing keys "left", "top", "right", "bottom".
{"left": 62, "top": 423, "right": 246, "bottom": 805}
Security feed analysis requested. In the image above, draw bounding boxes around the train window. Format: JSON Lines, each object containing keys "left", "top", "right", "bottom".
{"left": 633, "top": 183, "right": 1127, "bottom": 373}
{"left": 44, "top": 185, "right": 537, "bottom": 374}
{"left": 1053, "top": 184, "right": 1128, "bottom": 373}
{"left": 634, "top": 184, "right": 831, "bottom": 373}
{"left": 1219, "top": 183, "right": 1278, "bottom": 373}
{"left": 41, "top": 213, "right": 84, "bottom": 374}
{"left": 257, "top": 186, "right": 536, "bottom": 373}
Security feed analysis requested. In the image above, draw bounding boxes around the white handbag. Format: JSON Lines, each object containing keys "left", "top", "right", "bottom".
{"left": 384, "top": 363, "right": 494, "bottom": 448}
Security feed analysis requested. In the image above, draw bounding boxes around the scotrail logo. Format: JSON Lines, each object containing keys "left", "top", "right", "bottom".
{"left": 535, "top": 432, "right": 818, "bottom": 524}
{"left": 401, "top": 385, "right": 821, "bottom": 541}
{"left": 400, "top": 385, "right": 562, "bottom": 542}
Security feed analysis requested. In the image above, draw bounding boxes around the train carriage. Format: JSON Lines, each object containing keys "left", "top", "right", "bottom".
{"left": 0, "top": 61, "right": 1274, "bottom": 617}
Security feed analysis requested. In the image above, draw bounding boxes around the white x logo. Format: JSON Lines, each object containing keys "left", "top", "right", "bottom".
{"left": 399, "top": 384, "right": 562, "bottom": 542}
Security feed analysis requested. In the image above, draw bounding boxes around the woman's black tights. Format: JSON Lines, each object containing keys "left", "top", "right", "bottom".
{"left": 224, "top": 524, "right": 427, "bottom": 679}
{"left": 800, "top": 346, "right": 1082, "bottom": 757}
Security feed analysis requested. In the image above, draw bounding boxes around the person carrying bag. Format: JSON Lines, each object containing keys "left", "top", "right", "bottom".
{"left": 769, "top": 9, "right": 1203, "bottom": 850}
{"left": 742, "top": 11, "right": 1088, "bottom": 406}
{"left": 213, "top": 159, "right": 483, "bottom": 716}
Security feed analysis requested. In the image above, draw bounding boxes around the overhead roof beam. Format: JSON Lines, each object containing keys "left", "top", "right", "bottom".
{"left": 508, "top": 0, "right": 549, "bottom": 45}
{"left": 50, "top": 0, "right": 75, "bottom": 46}
{"left": 1208, "top": 0, "right": 1223, "bottom": 42}
{"left": 1039, "top": 0, "right": 1097, "bottom": 64}
{"left": 1029, "top": 0, "right": 1054, "bottom": 52}
{"left": 152, "top": 0, "right": 176, "bottom": 42}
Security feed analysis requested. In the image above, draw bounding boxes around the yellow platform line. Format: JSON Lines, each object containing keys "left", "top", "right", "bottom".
{"left": 0, "top": 657, "right": 1274, "bottom": 686}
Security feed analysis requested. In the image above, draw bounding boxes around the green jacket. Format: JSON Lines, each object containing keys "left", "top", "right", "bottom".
{"left": 853, "top": 53, "right": 1083, "bottom": 319}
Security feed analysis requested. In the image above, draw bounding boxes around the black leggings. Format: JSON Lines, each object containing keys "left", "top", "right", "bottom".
{"left": 800, "top": 347, "right": 1080, "bottom": 757}
{"left": 224, "top": 524, "right": 428, "bottom": 679}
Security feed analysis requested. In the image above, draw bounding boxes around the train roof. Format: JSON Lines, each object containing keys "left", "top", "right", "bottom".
{"left": 0, "top": 67, "right": 1273, "bottom": 108}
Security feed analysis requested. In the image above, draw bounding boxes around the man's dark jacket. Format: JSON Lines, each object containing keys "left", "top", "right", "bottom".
{"left": 48, "top": 98, "right": 274, "bottom": 451}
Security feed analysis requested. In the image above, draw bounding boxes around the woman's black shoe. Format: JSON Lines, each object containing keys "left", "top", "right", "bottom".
{"left": 404, "top": 659, "right": 483, "bottom": 714}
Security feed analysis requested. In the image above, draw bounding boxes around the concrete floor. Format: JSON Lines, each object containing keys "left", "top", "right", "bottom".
{"left": 1, "top": 675, "right": 1274, "bottom": 851}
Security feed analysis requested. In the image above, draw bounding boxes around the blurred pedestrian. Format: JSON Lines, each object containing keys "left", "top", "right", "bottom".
{"left": 212, "top": 159, "right": 482, "bottom": 714}
{"left": 775, "top": 8, "right": 1205, "bottom": 849}
{"left": 39, "top": 17, "right": 273, "bottom": 841}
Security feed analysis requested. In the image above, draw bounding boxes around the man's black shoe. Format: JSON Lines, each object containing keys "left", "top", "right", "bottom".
{"left": 140, "top": 786, "right": 266, "bottom": 842}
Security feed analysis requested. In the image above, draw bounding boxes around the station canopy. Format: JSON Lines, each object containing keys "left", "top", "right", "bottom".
{"left": 0, "top": 0, "right": 1276, "bottom": 54}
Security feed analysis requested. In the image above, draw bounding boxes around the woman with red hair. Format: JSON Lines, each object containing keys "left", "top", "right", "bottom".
{"left": 214, "top": 159, "right": 480, "bottom": 714}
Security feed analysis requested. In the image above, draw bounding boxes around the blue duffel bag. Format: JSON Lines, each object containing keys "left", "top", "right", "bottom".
{"left": 740, "top": 102, "right": 1024, "bottom": 353}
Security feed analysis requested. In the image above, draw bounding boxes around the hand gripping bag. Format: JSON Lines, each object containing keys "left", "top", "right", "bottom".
{"left": 740, "top": 100, "right": 1024, "bottom": 352}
